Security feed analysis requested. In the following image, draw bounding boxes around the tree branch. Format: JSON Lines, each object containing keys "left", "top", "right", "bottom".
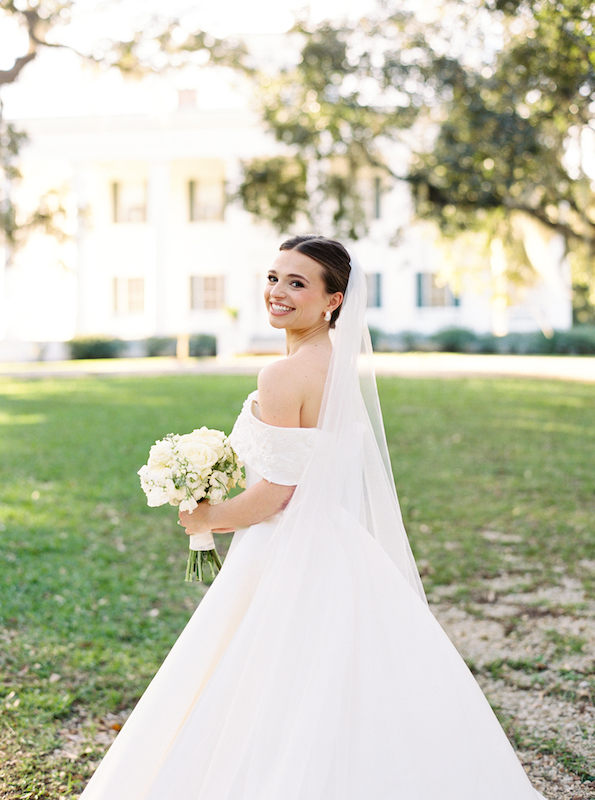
{"left": 0, "top": 52, "right": 36, "bottom": 86}
{"left": 504, "top": 202, "right": 595, "bottom": 247}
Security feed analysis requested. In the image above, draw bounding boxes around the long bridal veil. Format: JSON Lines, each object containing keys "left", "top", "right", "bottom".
{"left": 284, "top": 251, "right": 427, "bottom": 602}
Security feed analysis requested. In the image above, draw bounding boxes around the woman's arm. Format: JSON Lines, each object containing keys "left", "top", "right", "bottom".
{"left": 178, "top": 479, "right": 295, "bottom": 535}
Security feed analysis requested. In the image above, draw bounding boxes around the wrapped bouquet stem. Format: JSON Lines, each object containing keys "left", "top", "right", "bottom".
{"left": 138, "top": 427, "right": 244, "bottom": 582}
{"left": 185, "top": 531, "right": 223, "bottom": 582}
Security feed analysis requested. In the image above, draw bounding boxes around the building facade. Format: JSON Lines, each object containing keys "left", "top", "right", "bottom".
{"left": 0, "top": 100, "right": 573, "bottom": 360}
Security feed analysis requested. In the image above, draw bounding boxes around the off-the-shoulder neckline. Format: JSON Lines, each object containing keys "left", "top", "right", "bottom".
{"left": 247, "top": 390, "right": 319, "bottom": 434}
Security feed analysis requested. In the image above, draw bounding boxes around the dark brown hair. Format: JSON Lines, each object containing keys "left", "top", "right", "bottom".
{"left": 279, "top": 235, "right": 351, "bottom": 328}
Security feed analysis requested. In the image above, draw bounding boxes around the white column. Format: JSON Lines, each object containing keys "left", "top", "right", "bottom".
{"left": 0, "top": 242, "right": 7, "bottom": 341}
{"left": 147, "top": 160, "right": 171, "bottom": 336}
{"left": 73, "top": 163, "right": 98, "bottom": 336}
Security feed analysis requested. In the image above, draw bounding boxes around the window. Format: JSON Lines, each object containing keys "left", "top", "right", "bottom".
{"left": 366, "top": 273, "right": 382, "bottom": 308}
{"left": 360, "top": 175, "right": 383, "bottom": 221}
{"left": 416, "top": 273, "right": 460, "bottom": 307}
{"left": 112, "top": 181, "right": 147, "bottom": 223}
{"left": 188, "top": 179, "right": 225, "bottom": 221}
{"left": 113, "top": 277, "right": 145, "bottom": 314}
{"left": 190, "top": 275, "right": 225, "bottom": 310}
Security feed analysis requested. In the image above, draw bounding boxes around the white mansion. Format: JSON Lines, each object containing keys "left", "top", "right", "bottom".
{"left": 1, "top": 93, "right": 572, "bottom": 360}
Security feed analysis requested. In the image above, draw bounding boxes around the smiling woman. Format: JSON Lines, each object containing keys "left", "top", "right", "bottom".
{"left": 76, "top": 236, "right": 547, "bottom": 800}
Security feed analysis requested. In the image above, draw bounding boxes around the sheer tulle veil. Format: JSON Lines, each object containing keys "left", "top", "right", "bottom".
{"left": 280, "top": 250, "right": 427, "bottom": 604}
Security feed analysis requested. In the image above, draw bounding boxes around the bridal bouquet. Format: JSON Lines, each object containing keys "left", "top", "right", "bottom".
{"left": 138, "top": 427, "right": 245, "bottom": 582}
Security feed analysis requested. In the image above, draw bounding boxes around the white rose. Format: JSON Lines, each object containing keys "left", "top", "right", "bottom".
{"left": 148, "top": 439, "right": 175, "bottom": 470}
{"left": 193, "top": 427, "right": 227, "bottom": 452}
{"left": 176, "top": 437, "right": 218, "bottom": 474}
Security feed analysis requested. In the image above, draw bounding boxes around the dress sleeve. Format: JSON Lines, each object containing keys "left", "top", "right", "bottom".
{"left": 229, "top": 399, "right": 318, "bottom": 486}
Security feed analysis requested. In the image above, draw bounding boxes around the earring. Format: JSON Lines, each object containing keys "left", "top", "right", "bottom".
{"left": 324, "top": 310, "right": 331, "bottom": 322}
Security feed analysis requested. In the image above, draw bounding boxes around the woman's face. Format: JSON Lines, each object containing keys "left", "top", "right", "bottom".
{"left": 264, "top": 249, "right": 341, "bottom": 332}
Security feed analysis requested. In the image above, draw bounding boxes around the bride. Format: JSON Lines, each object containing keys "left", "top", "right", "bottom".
{"left": 80, "top": 235, "right": 546, "bottom": 799}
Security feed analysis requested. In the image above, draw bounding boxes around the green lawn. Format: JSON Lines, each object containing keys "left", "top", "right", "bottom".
{"left": 0, "top": 373, "right": 593, "bottom": 797}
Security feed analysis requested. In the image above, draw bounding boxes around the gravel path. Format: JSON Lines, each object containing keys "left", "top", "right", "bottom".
{"left": 1, "top": 352, "right": 594, "bottom": 382}
{"left": 431, "top": 568, "right": 595, "bottom": 799}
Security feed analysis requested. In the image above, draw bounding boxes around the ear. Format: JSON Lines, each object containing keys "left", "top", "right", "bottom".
{"left": 326, "top": 292, "right": 343, "bottom": 314}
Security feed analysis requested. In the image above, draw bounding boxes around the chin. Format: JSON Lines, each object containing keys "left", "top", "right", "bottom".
{"left": 268, "top": 315, "right": 288, "bottom": 329}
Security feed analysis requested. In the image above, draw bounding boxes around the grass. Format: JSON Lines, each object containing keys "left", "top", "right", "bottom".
{"left": 0, "top": 373, "right": 594, "bottom": 797}
{"left": 379, "top": 377, "right": 595, "bottom": 591}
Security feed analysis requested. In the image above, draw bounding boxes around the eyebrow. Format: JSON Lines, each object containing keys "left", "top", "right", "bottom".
{"left": 268, "top": 270, "right": 310, "bottom": 284}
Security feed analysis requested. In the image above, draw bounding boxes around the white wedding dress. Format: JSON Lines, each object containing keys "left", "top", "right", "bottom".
{"left": 79, "top": 389, "right": 546, "bottom": 800}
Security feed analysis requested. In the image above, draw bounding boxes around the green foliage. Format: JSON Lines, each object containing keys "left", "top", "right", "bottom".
{"left": 237, "top": 0, "right": 595, "bottom": 312}
{"left": 430, "top": 327, "right": 480, "bottom": 353}
{"left": 238, "top": 156, "right": 310, "bottom": 232}
{"left": 410, "top": 0, "right": 595, "bottom": 305}
{"left": 68, "top": 337, "right": 126, "bottom": 360}
{"left": 0, "top": 111, "right": 27, "bottom": 246}
{"left": 142, "top": 336, "right": 217, "bottom": 357}
{"left": 145, "top": 337, "right": 177, "bottom": 357}
{"left": 189, "top": 334, "right": 217, "bottom": 357}
{"left": 372, "top": 325, "right": 595, "bottom": 355}
{"left": 239, "top": 13, "right": 425, "bottom": 238}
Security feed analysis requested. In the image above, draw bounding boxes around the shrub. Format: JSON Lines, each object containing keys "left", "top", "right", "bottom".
{"left": 189, "top": 334, "right": 217, "bottom": 357}
{"left": 475, "top": 334, "right": 500, "bottom": 354}
{"left": 430, "top": 327, "right": 479, "bottom": 353}
{"left": 551, "top": 327, "right": 595, "bottom": 355}
{"left": 145, "top": 337, "right": 177, "bottom": 357}
{"left": 68, "top": 337, "right": 126, "bottom": 360}
{"left": 368, "top": 327, "right": 382, "bottom": 350}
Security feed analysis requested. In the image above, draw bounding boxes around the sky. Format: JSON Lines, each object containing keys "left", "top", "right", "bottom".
{"left": 0, "top": 0, "right": 385, "bottom": 118}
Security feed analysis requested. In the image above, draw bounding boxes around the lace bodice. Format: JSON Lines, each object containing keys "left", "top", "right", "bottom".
{"left": 228, "top": 391, "right": 319, "bottom": 486}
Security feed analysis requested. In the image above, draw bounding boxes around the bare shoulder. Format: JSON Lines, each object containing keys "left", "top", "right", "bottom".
{"left": 257, "top": 359, "right": 303, "bottom": 428}
{"left": 258, "top": 344, "right": 331, "bottom": 428}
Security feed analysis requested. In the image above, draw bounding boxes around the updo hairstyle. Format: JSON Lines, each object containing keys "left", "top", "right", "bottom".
{"left": 279, "top": 235, "right": 351, "bottom": 328}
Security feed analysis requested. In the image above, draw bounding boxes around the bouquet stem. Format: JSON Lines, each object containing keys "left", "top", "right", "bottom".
{"left": 185, "top": 547, "right": 223, "bottom": 582}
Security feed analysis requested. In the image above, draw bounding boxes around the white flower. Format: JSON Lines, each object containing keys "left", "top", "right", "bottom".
{"left": 179, "top": 496, "right": 199, "bottom": 512}
{"left": 176, "top": 437, "right": 218, "bottom": 475}
{"left": 208, "top": 487, "right": 225, "bottom": 504}
{"left": 193, "top": 427, "right": 227, "bottom": 453}
{"left": 147, "top": 439, "right": 175, "bottom": 470}
{"left": 209, "top": 470, "right": 227, "bottom": 488}
{"left": 139, "top": 427, "right": 244, "bottom": 510}
{"left": 186, "top": 472, "right": 202, "bottom": 489}
{"left": 145, "top": 485, "right": 171, "bottom": 507}
{"left": 168, "top": 487, "right": 187, "bottom": 506}
{"left": 192, "top": 485, "right": 207, "bottom": 502}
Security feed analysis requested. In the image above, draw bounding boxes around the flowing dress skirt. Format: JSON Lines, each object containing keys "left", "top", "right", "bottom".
{"left": 80, "top": 505, "right": 545, "bottom": 799}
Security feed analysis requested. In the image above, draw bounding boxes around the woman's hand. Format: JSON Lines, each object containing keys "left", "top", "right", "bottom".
{"left": 178, "top": 480, "right": 295, "bottom": 537}
{"left": 179, "top": 505, "right": 212, "bottom": 535}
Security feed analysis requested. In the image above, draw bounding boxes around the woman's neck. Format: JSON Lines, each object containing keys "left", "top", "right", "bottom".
{"left": 285, "top": 322, "right": 330, "bottom": 356}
